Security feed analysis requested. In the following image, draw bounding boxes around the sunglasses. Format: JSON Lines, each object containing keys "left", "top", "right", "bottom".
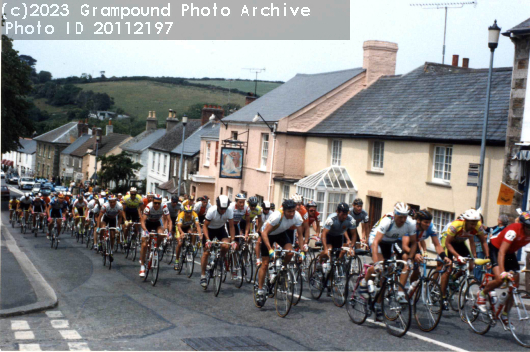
{"left": 153, "top": 202, "right": 162, "bottom": 205}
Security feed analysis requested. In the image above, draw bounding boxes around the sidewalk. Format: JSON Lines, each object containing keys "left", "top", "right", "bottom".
{"left": 0, "top": 225, "right": 58, "bottom": 317}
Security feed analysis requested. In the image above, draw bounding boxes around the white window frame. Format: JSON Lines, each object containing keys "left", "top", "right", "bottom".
{"left": 282, "top": 184, "right": 290, "bottom": 201}
{"left": 163, "top": 155, "right": 167, "bottom": 175}
{"left": 260, "top": 134, "right": 269, "bottom": 170}
{"left": 227, "top": 186, "right": 233, "bottom": 201}
{"left": 331, "top": 140, "right": 342, "bottom": 166}
{"left": 204, "top": 143, "right": 211, "bottom": 167}
{"left": 184, "top": 160, "right": 188, "bottom": 180}
{"left": 157, "top": 153, "right": 160, "bottom": 173}
{"left": 151, "top": 151, "right": 155, "bottom": 170}
{"left": 431, "top": 209, "right": 454, "bottom": 250}
{"left": 372, "top": 141, "right": 384, "bottom": 171}
{"left": 433, "top": 146, "right": 452, "bottom": 183}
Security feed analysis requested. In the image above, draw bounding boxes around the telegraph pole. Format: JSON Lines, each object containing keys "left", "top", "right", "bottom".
{"left": 242, "top": 68, "right": 266, "bottom": 96}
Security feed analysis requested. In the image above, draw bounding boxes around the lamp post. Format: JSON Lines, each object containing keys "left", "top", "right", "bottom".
{"left": 177, "top": 114, "right": 188, "bottom": 198}
{"left": 253, "top": 112, "right": 277, "bottom": 200}
{"left": 476, "top": 20, "right": 501, "bottom": 210}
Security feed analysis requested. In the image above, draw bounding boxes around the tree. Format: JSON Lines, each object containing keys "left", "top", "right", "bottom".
{"left": 97, "top": 152, "right": 141, "bottom": 189}
{"left": 19, "top": 55, "right": 37, "bottom": 68}
{"left": 1, "top": 35, "right": 34, "bottom": 152}
{"left": 38, "top": 70, "right": 52, "bottom": 83}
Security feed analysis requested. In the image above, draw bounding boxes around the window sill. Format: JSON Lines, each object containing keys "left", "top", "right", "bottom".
{"left": 203, "top": 164, "right": 210, "bottom": 168}
{"left": 426, "top": 181, "right": 452, "bottom": 189}
{"left": 366, "top": 170, "right": 384, "bottom": 175}
{"left": 256, "top": 168, "right": 267, "bottom": 173}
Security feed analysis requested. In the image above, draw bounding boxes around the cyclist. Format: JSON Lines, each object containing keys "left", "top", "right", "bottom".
{"left": 351, "top": 198, "right": 370, "bottom": 244}
{"left": 365, "top": 202, "right": 417, "bottom": 320}
{"left": 88, "top": 196, "right": 103, "bottom": 250}
{"left": 97, "top": 195, "right": 125, "bottom": 262}
{"left": 166, "top": 195, "right": 181, "bottom": 236}
{"left": 47, "top": 193, "right": 69, "bottom": 239}
{"left": 18, "top": 193, "right": 33, "bottom": 225}
{"left": 255, "top": 201, "right": 273, "bottom": 266}
{"left": 117, "top": 193, "right": 124, "bottom": 203}
{"left": 271, "top": 203, "right": 276, "bottom": 211}
{"left": 174, "top": 204, "right": 202, "bottom": 270}
{"left": 200, "top": 195, "right": 235, "bottom": 288}
{"left": 72, "top": 193, "right": 89, "bottom": 233}
{"left": 306, "top": 200, "right": 321, "bottom": 235}
{"left": 476, "top": 211, "right": 530, "bottom": 317}
{"left": 140, "top": 194, "right": 170, "bottom": 277}
{"left": 194, "top": 196, "right": 211, "bottom": 224}
{"left": 230, "top": 193, "right": 250, "bottom": 246}
{"left": 289, "top": 194, "right": 310, "bottom": 248}
{"left": 123, "top": 187, "right": 145, "bottom": 249}
{"left": 440, "top": 208, "right": 489, "bottom": 309}
{"left": 9, "top": 196, "right": 19, "bottom": 223}
{"left": 31, "top": 195, "right": 47, "bottom": 230}
{"left": 255, "top": 199, "right": 305, "bottom": 306}
{"left": 246, "top": 196, "right": 263, "bottom": 235}
{"left": 318, "top": 202, "right": 356, "bottom": 267}
{"left": 142, "top": 192, "right": 154, "bottom": 211}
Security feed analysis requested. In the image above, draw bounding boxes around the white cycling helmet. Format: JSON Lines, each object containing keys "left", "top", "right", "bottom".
{"left": 217, "top": 195, "right": 230, "bottom": 209}
{"left": 130, "top": 187, "right": 137, "bottom": 193}
{"left": 235, "top": 193, "right": 246, "bottom": 200}
{"left": 263, "top": 201, "right": 271, "bottom": 209}
{"left": 393, "top": 202, "right": 410, "bottom": 216}
{"left": 462, "top": 209, "right": 481, "bottom": 221}
{"left": 291, "top": 193, "right": 303, "bottom": 204}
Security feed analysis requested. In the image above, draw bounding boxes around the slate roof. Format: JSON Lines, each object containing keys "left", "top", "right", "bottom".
{"left": 16, "top": 138, "right": 37, "bottom": 154}
{"left": 149, "top": 120, "right": 202, "bottom": 152}
{"left": 34, "top": 122, "right": 78, "bottom": 144}
{"left": 503, "top": 17, "right": 530, "bottom": 36}
{"left": 121, "top": 129, "right": 166, "bottom": 153}
{"left": 223, "top": 68, "right": 365, "bottom": 123}
{"left": 308, "top": 63, "right": 512, "bottom": 144}
{"left": 61, "top": 134, "right": 91, "bottom": 155}
{"left": 69, "top": 134, "right": 130, "bottom": 157}
{"left": 201, "top": 123, "right": 222, "bottom": 139}
{"left": 171, "top": 122, "right": 220, "bottom": 156}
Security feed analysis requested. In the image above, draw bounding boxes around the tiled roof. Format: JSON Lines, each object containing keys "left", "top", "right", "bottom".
{"left": 308, "top": 63, "right": 512, "bottom": 144}
{"left": 504, "top": 17, "right": 530, "bottom": 35}
{"left": 121, "top": 129, "right": 166, "bottom": 152}
{"left": 34, "top": 122, "right": 78, "bottom": 143}
{"left": 16, "top": 138, "right": 37, "bottom": 154}
{"left": 171, "top": 122, "right": 220, "bottom": 156}
{"left": 201, "top": 124, "right": 221, "bottom": 139}
{"left": 61, "top": 134, "right": 91, "bottom": 155}
{"left": 223, "top": 68, "right": 365, "bottom": 123}
{"left": 149, "top": 120, "right": 202, "bottom": 152}
{"left": 69, "top": 134, "right": 130, "bottom": 157}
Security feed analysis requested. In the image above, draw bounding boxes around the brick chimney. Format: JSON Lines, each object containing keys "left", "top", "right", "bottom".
{"left": 93, "top": 127, "right": 103, "bottom": 150}
{"left": 362, "top": 40, "right": 398, "bottom": 85}
{"left": 452, "top": 55, "right": 459, "bottom": 67}
{"left": 166, "top": 110, "right": 179, "bottom": 131}
{"left": 77, "top": 120, "right": 89, "bottom": 137}
{"left": 106, "top": 118, "right": 113, "bottom": 135}
{"left": 245, "top": 92, "right": 258, "bottom": 105}
{"left": 462, "top": 58, "right": 469, "bottom": 68}
{"left": 146, "top": 111, "right": 158, "bottom": 131}
{"left": 201, "top": 105, "right": 225, "bottom": 126}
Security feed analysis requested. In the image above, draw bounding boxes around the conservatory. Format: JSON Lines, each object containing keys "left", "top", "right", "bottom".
{"left": 295, "top": 166, "right": 358, "bottom": 221}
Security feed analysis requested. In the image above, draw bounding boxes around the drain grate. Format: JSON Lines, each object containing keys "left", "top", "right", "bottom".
{"left": 183, "top": 335, "right": 279, "bottom": 351}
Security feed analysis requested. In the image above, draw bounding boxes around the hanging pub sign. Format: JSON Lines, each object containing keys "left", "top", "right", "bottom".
{"left": 219, "top": 147, "right": 244, "bottom": 179}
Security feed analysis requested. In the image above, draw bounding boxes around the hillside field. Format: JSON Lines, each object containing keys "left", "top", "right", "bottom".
{"left": 186, "top": 79, "right": 282, "bottom": 97}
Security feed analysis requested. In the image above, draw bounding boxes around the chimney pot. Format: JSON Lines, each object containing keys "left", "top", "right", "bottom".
{"left": 452, "top": 55, "right": 459, "bottom": 67}
{"left": 462, "top": 58, "right": 469, "bottom": 68}
{"left": 362, "top": 40, "right": 399, "bottom": 85}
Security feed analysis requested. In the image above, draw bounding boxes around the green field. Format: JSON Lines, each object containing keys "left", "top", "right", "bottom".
{"left": 32, "top": 98, "right": 72, "bottom": 115}
{"left": 186, "top": 79, "right": 282, "bottom": 97}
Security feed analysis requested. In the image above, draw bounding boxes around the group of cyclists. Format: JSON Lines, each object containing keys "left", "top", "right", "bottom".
{"left": 7, "top": 185, "right": 530, "bottom": 344}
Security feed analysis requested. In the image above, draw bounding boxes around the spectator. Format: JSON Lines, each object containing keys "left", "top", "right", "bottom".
{"left": 474, "top": 214, "right": 510, "bottom": 281}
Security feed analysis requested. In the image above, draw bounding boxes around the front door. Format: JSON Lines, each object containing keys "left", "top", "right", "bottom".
{"left": 367, "top": 196, "right": 383, "bottom": 236}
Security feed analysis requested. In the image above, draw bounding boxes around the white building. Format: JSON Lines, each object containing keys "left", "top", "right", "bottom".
{"left": 2, "top": 138, "right": 37, "bottom": 176}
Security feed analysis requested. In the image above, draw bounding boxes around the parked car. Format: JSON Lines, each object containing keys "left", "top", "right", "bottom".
{"left": 32, "top": 184, "right": 41, "bottom": 196}
{"left": 18, "top": 177, "right": 35, "bottom": 190}
{"left": 1, "top": 170, "right": 5, "bottom": 179}
{"left": 40, "top": 186, "right": 52, "bottom": 197}
{"left": 1, "top": 185, "right": 10, "bottom": 201}
{"left": 35, "top": 177, "right": 47, "bottom": 184}
{"left": 8, "top": 174, "right": 19, "bottom": 185}
{"left": 55, "top": 186, "right": 68, "bottom": 194}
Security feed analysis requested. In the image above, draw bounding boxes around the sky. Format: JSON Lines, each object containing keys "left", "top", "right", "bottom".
{"left": 12, "top": 0, "right": 529, "bottom": 82}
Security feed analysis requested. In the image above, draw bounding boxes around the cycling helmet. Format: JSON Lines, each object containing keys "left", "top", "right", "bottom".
{"left": 337, "top": 202, "right": 349, "bottom": 213}
{"left": 25, "top": 192, "right": 31, "bottom": 198}
{"left": 171, "top": 195, "right": 180, "bottom": 203}
{"left": 58, "top": 193, "right": 65, "bottom": 199}
{"left": 34, "top": 195, "right": 41, "bottom": 200}
{"left": 519, "top": 212, "right": 530, "bottom": 226}
{"left": 353, "top": 198, "right": 363, "bottom": 206}
{"left": 203, "top": 195, "right": 209, "bottom": 200}
{"left": 262, "top": 201, "right": 271, "bottom": 209}
{"left": 235, "top": 193, "right": 246, "bottom": 200}
{"left": 184, "top": 205, "right": 193, "bottom": 213}
{"left": 84, "top": 192, "right": 90, "bottom": 196}
{"left": 291, "top": 193, "right": 303, "bottom": 204}
{"left": 100, "top": 191, "right": 106, "bottom": 196}
{"left": 147, "top": 192, "right": 153, "bottom": 196}
{"left": 462, "top": 208, "right": 481, "bottom": 221}
{"left": 67, "top": 191, "right": 72, "bottom": 196}
{"left": 197, "top": 196, "right": 204, "bottom": 202}
{"left": 393, "top": 202, "right": 409, "bottom": 216}
{"left": 130, "top": 187, "right": 137, "bottom": 193}
{"left": 306, "top": 200, "right": 317, "bottom": 208}
{"left": 416, "top": 209, "right": 433, "bottom": 221}
{"left": 118, "top": 193, "right": 123, "bottom": 197}
{"left": 271, "top": 203, "right": 276, "bottom": 210}
{"left": 248, "top": 196, "right": 258, "bottom": 207}
{"left": 282, "top": 199, "right": 296, "bottom": 210}
{"left": 216, "top": 195, "right": 231, "bottom": 209}
{"left": 108, "top": 195, "right": 117, "bottom": 201}
{"left": 38, "top": 193, "right": 42, "bottom": 197}
{"left": 153, "top": 194, "right": 162, "bottom": 201}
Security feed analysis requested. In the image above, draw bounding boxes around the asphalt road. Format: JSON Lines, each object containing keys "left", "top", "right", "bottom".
{"left": 1, "top": 181, "right": 528, "bottom": 351}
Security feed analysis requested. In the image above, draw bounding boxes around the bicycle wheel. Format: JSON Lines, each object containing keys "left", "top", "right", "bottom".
{"left": 458, "top": 278, "right": 475, "bottom": 322}
{"left": 50, "top": 230, "right": 55, "bottom": 248}
{"left": 131, "top": 238, "right": 138, "bottom": 262}
{"left": 381, "top": 281, "right": 411, "bottom": 337}
{"left": 54, "top": 234, "right": 59, "bottom": 249}
{"left": 107, "top": 239, "right": 112, "bottom": 270}
{"left": 76, "top": 229, "right": 80, "bottom": 242}
{"left": 11, "top": 214, "right": 15, "bottom": 228}
{"left": 144, "top": 252, "right": 151, "bottom": 282}
{"left": 291, "top": 264, "right": 303, "bottom": 306}
{"left": 102, "top": 240, "right": 107, "bottom": 267}
{"left": 167, "top": 237, "right": 176, "bottom": 265}
{"left": 462, "top": 281, "right": 491, "bottom": 335}
{"left": 509, "top": 289, "right": 530, "bottom": 348}
{"left": 242, "top": 249, "right": 253, "bottom": 284}
{"left": 151, "top": 248, "right": 160, "bottom": 286}
{"left": 186, "top": 246, "right": 194, "bottom": 278}
{"left": 332, "top": 263, "right": 347, "bottom": 307}
{"left": 275, "top": 270, "right": 294, "bottom": 318}
{"left": 222, "top": 256, "right": 229, "bottom": 283}
{"left": 177, "top": 249, "right": 186, "bottom": 274}
{"left": 233, "top": 251, "right": 243, "bottom": 289}
{"left": 214, "top": 257, "right": 223, "bottom": 297}
{"left": 414, "top": 279, "right": 443, "bottom": 332}
{"left": 345, "top": 273, "right": 369, "bottom": 324}
{"left": 253, "top": 265, "right": 264, "bottom": 308}
{"left": 308, "top": 258, "right": 324, "bottom": 300}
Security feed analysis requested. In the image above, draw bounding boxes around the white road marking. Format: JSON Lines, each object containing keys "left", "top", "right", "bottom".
{"left": 14, "top": 331, "right": 35, "bottom": 340}
{"left": 11, "top": 320, "right": 30, "bottom": 330}
{"left": 7, "top": 185, "right": 24, "bottom": 195}
{"left": 366, "top": 319, "right": 468, "bottom": 352}
{"left": 68, "top": 342, "right": 91, "bottom": 351}
{"left": 59, "top": 330, "right": 82, "bottom": 340}
{"left": 45, "top": 311, "right": 64, "bottom": 318}
{"left": 19, "top": 343, "right": 41, "bottom": 351}
{"left": 51, "top": 320, "right": 70, "bottom": 329}
{"left": 293, "top": 294, "right": 311, "bottom": 301}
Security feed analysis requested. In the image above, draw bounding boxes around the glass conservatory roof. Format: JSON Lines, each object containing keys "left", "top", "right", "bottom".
{"left": 295, "top": 166, "right": 357, "bottom": 192}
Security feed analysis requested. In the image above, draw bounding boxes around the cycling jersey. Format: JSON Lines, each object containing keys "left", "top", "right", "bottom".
{"left": 73, "top": 199, "right": 88, "bottom": 209}
{"left": 19, "top": 196, "right": 32, "bottom": 205}
{"left": 351, "top": 209, "right": 369, "bottom": 224}
{"left": 42, "top": 196, "right": 51, "bottom": 205}
{"left": 205, "top": 206, "right": 234, "bottom": 229}
{"left": 177, "top": 211, "right": 199, "bottom": 227}
{"left": 490, "top": 223, "right": 530, "bottom": 254}
{"left": 297, "top": 205, "right": 309, "bottom": 222}
{"left": 9, "top": 199, "right": 19, "bottom": 209}
{"left": 229, "top": 203, "right": 249, "bottom": 223}
{"left": 369, "top": 213, "right": 415, "bottom": 243}
{"left": 323, "top": 212, "right": 357, "bottom": 236}
{"left": 49, "top": 199, "right": 68, "bottom": 210}
{"left": 443, "top": 219, "right": 485, "bottom": 243}
{"left": 166, "top": 202, "right": 181, "bottom": 218}
{"left": 265, "top": 210, "right": 303, "bottom": 236}
{"left": 123, "top": 194, "right": 143, "bottom": 209}
{"left": 193, "top": 202, "right": 211, "bottom": 217}
{"left": 416, "top": 222, "right": 439, "bottom": 242}
{"left": 261, "top": 210, "right": 272, "bottom": 224}
{"left": 87, "top": 199, "right": 101, "bottom": 214}
{"left": 307, "top": 210, "right": 320, "bottom": 227}
{"left": 32, "top": 200, "right": 45, "bottom": 212}
{"left": 101, "top": 202, "right": 123, "bottom": 218}
{"left": 143, "top": 202, "right": 169, "bottom": 222}
{"left": 248, "top": 205, "right": 262, "bottom": 221}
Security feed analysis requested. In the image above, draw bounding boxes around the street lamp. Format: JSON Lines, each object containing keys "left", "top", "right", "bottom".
{"left": 476, "top": 20, "right": 501, "bottom": 210}
{"left": 209, "top": 113, "right": 228, "bottom": 128}
{"left": 177, "top": 114, "right": 188, "bottom": 198}
{"left": 253, "top": 112, "right": 274, "bottom": 133}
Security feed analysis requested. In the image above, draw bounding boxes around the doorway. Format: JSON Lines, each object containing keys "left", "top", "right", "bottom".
{"left": 367, "top": 196, "right": 383, "bottom": 232}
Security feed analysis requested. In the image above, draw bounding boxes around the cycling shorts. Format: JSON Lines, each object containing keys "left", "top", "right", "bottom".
{"left": 75, "top": 208, "right": 85, "bottom": 217}
{"left": 101, "top": 215, "right": 117, "bottom": 228}
{"left": 204, "top": 226, "right": 229, "bottom": 245}
{"left": 260, "top": 231, "right": 292, "bottom": 257}
{"left": 20, "top": 203, "right": 31, "bottom": 211}
{"left": 444, "top": 240, "right": 470, "bottom": 258}
{"left": 488, "top": 242, "right": 520, "bottom": 272}
{"left": 145, "top": 221, "right": 162, "bottom": 236}
{"left": 177, "top": 225, "right": 191, "bottom": 239}
{"left": 50, "top": 209, "right": 63, "bottom": 219}
{"left": 125, "top": 208, "right": 140, "bottom": 222}
{"left": 326, "top": 235, "right": 344, "bottom": 249}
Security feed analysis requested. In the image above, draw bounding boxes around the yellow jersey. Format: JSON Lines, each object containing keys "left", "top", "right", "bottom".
{"left": 177, "top": 211, "right": 199, "bottom": 227}
{"left": 123, "top": 194, "right": 143, "bottom": 209}
{"left": 442, "top": 219, "right": 485, "bottom": 243}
